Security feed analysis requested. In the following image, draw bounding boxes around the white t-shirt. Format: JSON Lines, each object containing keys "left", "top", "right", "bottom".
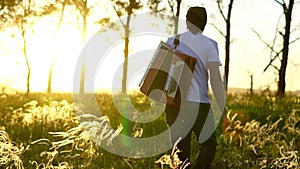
{"left": 166, "top": 31, "right": 221, "bottom": 103}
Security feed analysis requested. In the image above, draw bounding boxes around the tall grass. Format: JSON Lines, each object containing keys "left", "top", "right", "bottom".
{"left": 155, "top": 138, "right": 190, "bottom": 169}
{"left": 0, "top": 92, "right": 299, "bottom": 168}
{"left": 0, "top": 127, "right": 25, "bottom": 169}
{"left": 213, "top": 93, "right": 300, "bottom": 168}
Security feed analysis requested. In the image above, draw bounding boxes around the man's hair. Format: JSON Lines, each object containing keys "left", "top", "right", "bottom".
{"left": 186, "top": 7, "right": 207, "bottom": 33}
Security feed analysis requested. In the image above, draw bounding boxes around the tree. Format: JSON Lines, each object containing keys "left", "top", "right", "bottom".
{"left": 2, "top": 0, "right": 55, "bottom": 94}
{"left": 167, "top": 0, "right": 182, "bottom": 35}
{"left": 97, "top": 0, "right": 164, "bottom": 93}
{"left": 212, "top": 0, "right": 235, "bottom": 92}
{"left": 273, "top": 0, "right": 298, "bottom": 97}
{"left": 72, "top": 0, "right": 90, "bottom": 94}
{"left": 12, "top": 0, "right": 56, "bottom": 95}
{"left": 253, "top": 0, "right": 299, "bottom": 97}
{"left": 12, "top": 0, "right": 36, "bottom": 95}
{"left": 111, "top": 0, "right": 143, "bottom": 93}
{"left": 43, "top": 0, "right": 70, "bottom": 93}
{"left": 0, "top": 0, "right": 22, "bottom": 95}
{"left": 41, "top": 0, "right": 87, "bottom": 93}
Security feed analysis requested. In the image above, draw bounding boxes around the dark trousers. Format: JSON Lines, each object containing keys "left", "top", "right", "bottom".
{"left": 165, "top": 101, "right": 217, "bottom": 169}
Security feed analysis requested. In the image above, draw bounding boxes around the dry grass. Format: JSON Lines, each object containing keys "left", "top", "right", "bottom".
{"left": 30, "top": 113, "right": 123, "bottom": 168}
{"left": 1, "top": 93, "right": 299, "bottom": 168}
{"left": 155, "top": 138, "right": 190, "bottom": 169}
{"left": 215, "top": 109, "right": 299, "bottom": 168}
{"left": 0, "top": 126, "right": 25, "bottom": 169}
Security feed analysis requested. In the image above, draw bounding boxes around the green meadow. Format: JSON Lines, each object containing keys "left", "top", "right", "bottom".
{"left": 0, "top": 91, "right": 299, "bottom": 168}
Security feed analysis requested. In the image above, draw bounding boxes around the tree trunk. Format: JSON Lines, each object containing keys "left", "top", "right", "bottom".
{"left": 47, "top": 56, "right": 53, "bottom": 93}
{"left": 79, "top": 8, "right": 87, "bottom": 94}
{"left": 80, "top": 55, "right": 85, "bottom": 94}
{"left": 224, "top": 22, "right": 230, "bottom": 91}
{"left": 250, "top": 74, "right": 253, "bottom": 94}
{"left": 224, "top": 0, "right": 234, "bottom": 92}
{"left": 122, "top": 15, "right": 131, "bottom": 93}
{"left": 47, "top": 0, "right": 67, "bottom": 93}
{"left": 173, "top": 0, "right": 181, "bottom": 35}
{"left": 122, "top": 35, "right": 129, "bottom": 93}
{"left": 277, "top": 0, "right": 294, "bottom": 97}
{"left": 21, "top": 18, "right": 30, "bottom": 95}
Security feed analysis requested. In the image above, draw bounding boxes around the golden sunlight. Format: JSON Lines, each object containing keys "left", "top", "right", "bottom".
{"left": 0, "top": 0, "right": 299, "bottom": 93}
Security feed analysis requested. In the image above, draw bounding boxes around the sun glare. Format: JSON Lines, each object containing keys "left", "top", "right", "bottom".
{"left": 1, "top": 0, "right": 300, "bottom": 93}
{"left": 29, "top": 18, "right": 83, "bottom": 92}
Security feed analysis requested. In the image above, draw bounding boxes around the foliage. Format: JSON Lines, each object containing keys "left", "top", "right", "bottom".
{"left": 147, "top": 0, "right": 166, "bottom": 13}
{"left": 0, "top": 0, "right": 22, "bottom": 24}
{"left": 112, "top": 0, "right": 143, "bottom": 16}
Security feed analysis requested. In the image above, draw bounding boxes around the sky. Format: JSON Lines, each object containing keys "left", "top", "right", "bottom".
{"left": 0, "top": 0, "right": 299, "bottom": 93}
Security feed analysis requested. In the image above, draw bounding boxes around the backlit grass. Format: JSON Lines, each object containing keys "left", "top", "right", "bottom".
{"left": 0, "top": 91, "right": 299, "bottom": 168}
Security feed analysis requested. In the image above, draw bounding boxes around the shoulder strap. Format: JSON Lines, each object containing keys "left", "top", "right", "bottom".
{"left": 173, "top": 34, "right": 180, "bottom": 49}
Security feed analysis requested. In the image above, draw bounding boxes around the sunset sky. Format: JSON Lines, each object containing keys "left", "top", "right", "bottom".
{"left": 0, "top": 0, "right": 299, "bottom": 93}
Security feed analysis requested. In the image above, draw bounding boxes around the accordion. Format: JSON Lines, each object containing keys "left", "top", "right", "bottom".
{"left": 139, "top": 41, "right": 197, "bottom": 105}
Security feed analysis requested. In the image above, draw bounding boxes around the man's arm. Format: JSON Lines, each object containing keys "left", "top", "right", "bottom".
{"left": 207, "top": 62, "right": 229, "bottom": 129}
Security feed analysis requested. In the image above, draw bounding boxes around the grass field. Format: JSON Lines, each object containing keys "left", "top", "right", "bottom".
{"left": 0, "top": 91, "right": 299, "bottom": 168}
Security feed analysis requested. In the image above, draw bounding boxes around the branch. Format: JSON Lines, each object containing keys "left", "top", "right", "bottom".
{"left": 263, "top": 49, "right": 283, "bottom": 72}
{"left": 290, "top": 36, "right": 300, "bottom": 44}
{"left": 251, "top": 28, "right": 278, "bottom": 52}
{"left": 271, "top": 12, "right": 283, "bottom": 40}
{"left": 290, "top": 23, "right": 300, "bottom": 34}
{"left": 251, "top": 28, "right": 284, "bottom": 72}
{"left": 217, "top": 0, "right": 226, "bottom": 22}
{"left": 167, "top": 0, "right": 175, "bottom": 18}
{"left": 270, "top": 64, "right": 280, "bottom": 71}
{"left": 112, "top": 4, "right": 125, "bottom": 28}
{"left": 228, "top": 0, "right": 234, "bottom": 19}
{"left": 210, "top": 23, "right": 225, "bottom": 37}
{"left": 230, "top": 38, "right": 235, "bottom": 44}
{"left": 55, "top": 0, "right": 67, "bottom": 33}
{"left": 265, "top": 11, "right": 291, "bottom": 73}
{"left": 274, "top": 0, "right": 282, "bottom": 5}
{"left": 274, "top": 0, "right": 287, "bottom": 12}
{"left": 72, "top": 0, "right": 89, "bottom": 17}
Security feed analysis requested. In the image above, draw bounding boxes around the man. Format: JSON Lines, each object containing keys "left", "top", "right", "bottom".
{"left": 164, "top": 6, "right": 228, "bottom": 169}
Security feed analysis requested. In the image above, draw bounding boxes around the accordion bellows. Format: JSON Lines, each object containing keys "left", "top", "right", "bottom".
{"left": 139, "top": 41, "right": 197, "bottom": 105}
